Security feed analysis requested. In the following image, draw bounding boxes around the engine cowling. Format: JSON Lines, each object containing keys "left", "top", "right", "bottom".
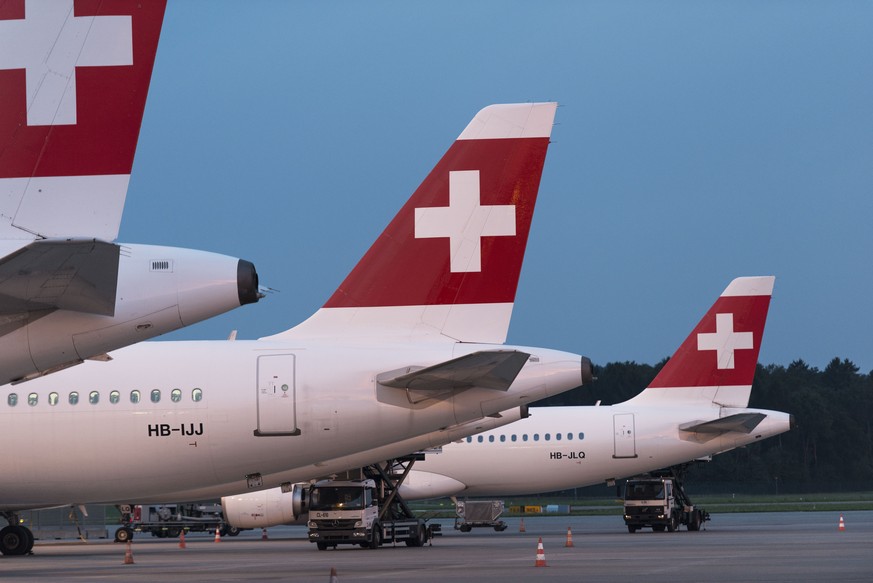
{"left": 222, "top": 483, "right": 309, "bottom": 529}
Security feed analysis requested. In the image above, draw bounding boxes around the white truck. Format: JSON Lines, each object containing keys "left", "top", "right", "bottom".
{"left": 622, "top": 471, "right": 709, "bottom": 533}
{"left": 307, "top": 457, "right": 440, "bottom": 550}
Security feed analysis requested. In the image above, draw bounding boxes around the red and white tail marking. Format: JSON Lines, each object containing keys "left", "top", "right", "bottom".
{"left": 639, "top": 276, "right": 774, "bottom": 408}
{"left": 274, "top": 102, "right": 557, "bottom": 344}
{"left": 0, "top": 0, "right": 166, "bottom": 240}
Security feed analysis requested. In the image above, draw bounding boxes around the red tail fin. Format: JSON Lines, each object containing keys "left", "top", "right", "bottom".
{"left": 0, "top": 0, "right": 166, "bottom": 240}
{"left": 643, "top": 276, "right": 774, "bottom": 407}
{"left": 276, "top": 103, "right": 557, "bottom": 343}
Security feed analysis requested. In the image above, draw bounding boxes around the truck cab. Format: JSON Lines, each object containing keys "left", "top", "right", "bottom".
{"left": 307, "top": 479, "right": 380, "bottom": 550}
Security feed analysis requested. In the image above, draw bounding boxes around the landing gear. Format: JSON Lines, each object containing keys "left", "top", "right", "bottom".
{"left": 0, "top": 523, "right": 34, "bottom": 556}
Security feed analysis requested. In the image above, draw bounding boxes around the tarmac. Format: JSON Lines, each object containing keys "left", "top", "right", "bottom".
{"left": 2, "top": 512, "right": 871, "bottom": 582}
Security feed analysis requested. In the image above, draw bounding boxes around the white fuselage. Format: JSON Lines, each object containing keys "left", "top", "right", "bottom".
{"left": 400, "top": 404, "right": 793, "bottom": 498}
{"left": 0, "top": 339, "right": 582, "bottom": 510}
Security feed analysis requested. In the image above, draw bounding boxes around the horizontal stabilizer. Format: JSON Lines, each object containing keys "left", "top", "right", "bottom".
{"left": 0, "top": 240, "right": 119, "bottom": 316}
{"left": 680, "top": 412, "right": 767, "bottom": 435}
{"left": 378, "top": 350, "right": 531, "bottom": 392}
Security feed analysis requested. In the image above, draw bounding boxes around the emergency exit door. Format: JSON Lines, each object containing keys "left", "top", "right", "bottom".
{"left": 613, "top": 413, "right": 637, "bottom": 458}
{"left": 255, "top": 354, "right": 300, "bottom": 436}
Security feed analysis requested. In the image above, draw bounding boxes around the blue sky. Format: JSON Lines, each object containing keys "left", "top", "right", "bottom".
{"left": 121, "top": 1, "right": 872, "bottom": 372}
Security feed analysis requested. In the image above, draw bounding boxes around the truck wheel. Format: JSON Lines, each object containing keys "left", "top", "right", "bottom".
{"left": 316, "top": 542, "right": 328, "bottom": 551}
{"left": 369, "top": 525, "right": 381, "bottom": 549}
{"left": 627, "top": 525, "right": 637, "bottom": 533}
{"left": 226, "top": 526, "right": 241, "bottom": 537}
{"left": 114, "top": 527, "right": 133, "bottom": 543}
{"left": 405, "top": 525, "right": 425, "bottom": 547}
{"left": 166, "top": 527, "right": 181, "bottom": 538}
{"left": 688, "top": 511, "right": 701, "bottom": 532}
{"left": 667, "top": 514, "right": 678, "bottom": 532}
{"left": 459, "top": 524, "right": 471, "bottom": 533}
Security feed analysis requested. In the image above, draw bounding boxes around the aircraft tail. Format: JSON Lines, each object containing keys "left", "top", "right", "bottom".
{"left": 272, "top": 102, "right": 558, "bottom": 344}
{"left": 630, "top": 276, "right": 774, "bottom": 408}
{"left": 0, "top": 0, "right": 166, "bottom": 242}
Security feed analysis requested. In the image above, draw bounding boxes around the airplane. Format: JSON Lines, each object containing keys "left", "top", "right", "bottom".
{"left": 0, "top": 0, "right": 261, "bottom": 386}
{"left": 0, "top": 101, "right": 593, "bottom": 555}
{"left": 221, "top": 276, "right": 794, "bottom": 527}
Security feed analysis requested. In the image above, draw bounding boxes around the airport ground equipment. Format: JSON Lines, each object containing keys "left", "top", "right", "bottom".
{"left": 114, "top": 503, "right": 245, "bottom": 542}
{"left": 454, "top": 500, "right": 507, "bottom": 532}
{"left": 307, "top": 456, "right": 439, "bottom": 550}
{"left": 622, "top": 467, "right": 709, "bottom": 533}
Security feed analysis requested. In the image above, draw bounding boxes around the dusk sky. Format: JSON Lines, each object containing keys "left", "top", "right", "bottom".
{"left": 121, "top": 1, "right": 872, "bottom": 372}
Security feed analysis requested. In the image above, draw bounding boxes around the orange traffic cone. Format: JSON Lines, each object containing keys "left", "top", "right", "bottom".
{"left": 179, "top": 529, "right": 186, "bottom": 549}
{"left": 519, "top": 518, "right": 526, "bottom": 533}
{"left": 329, "top": 567, "right": 339, "bottom": 582}
{"left": 534, "top": 537, "right": 547, "bottom": 567}
{"left": 122, "top": 540, "right": 135, "bottom": 564}
{"left": 565, "top": 526, "right": 574, "bottom": 547}
{"left": 838, "top": 514, "right": 846, "bottom": 531}
{"left": 262, "top": 528, "right": 268, "bottom": 540}
{"left": 214, "top": 526, "right": 221, "bottom": 542}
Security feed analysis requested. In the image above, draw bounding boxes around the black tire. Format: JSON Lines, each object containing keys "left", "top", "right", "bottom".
{"left": 166, "top": 527, "right": 181, "bottom": 538}
{"left": 369, "top": 524, "right": 381, "bottom": 549}
{"left": 316, "top": 542, "right": 328, "bottom": 551}
{"left": 405, "top": 524, "right": 425, "bottom": 547}
{"left": 688, "top": 511, "right": 701, "bottom": 532}
{"left": 114, "top": 527, "right": 133, "bottom": 543}
{"left": 667, "top": 513, "right": 678, "bottom": 532}
{"left": 627, "top": 525, "right": 637, "bottom": 533}
{"left": 226, "top": 526, "right": 241, "bottom": 537}
{"left": 459, "top": 524, "right": 471, "bottom": 533}
{"left": 0, "top": 525, "right": 31, "bottom": 556}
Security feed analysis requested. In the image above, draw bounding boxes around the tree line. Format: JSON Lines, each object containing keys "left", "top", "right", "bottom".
{"left": 533, "top": 358, "right": 873, "bottom": 493}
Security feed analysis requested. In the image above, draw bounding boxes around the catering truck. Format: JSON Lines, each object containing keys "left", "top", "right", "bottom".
{"left": 622, "top": 470, "right": 709, "bottom": 533}
{"left": 307, "top": 457, "right": 439, "bottom": 550}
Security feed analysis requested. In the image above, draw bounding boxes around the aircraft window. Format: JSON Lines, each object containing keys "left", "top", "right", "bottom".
{"left": 578, "top": 432, "right": 585, "bottom": 440}
{"left": 522, "top": 434, "right": 528, "bottom": 442}
{"left": 511, "top": 435, "right": 517, "bottom": 442}
{"left": 567, "top": 433, "right": 573, "bottom": 440}
{"left": 465, "top": 437, "right": 472, "bottom": 443}
{"left": 7, "top": 393, "right": 17, "bottom": 407}
{"left": 488, "top": 435, "right": 495, "bottom": 443}
{"left": 69, "top": 392, "right": 79, "bottom": 405}
{"left": 130, "top": 390, "right": 141, "bottom": 404}
{"left": 171, "top": 388, "right": 182, "bottom": 403}
{"left": 477, "top": 436, "right": 483, "bottom": 443}
{"left": 499, "top": 435, "right": 506, "bottom": 442}
{"left": 192, "top": 388, "right": 203, "bottom": 402}
{"left": 150, "top": 389, "right": 161, "bottom": 403}
{"left": 545, "top": 433, "right": 551, "bottom": 441}
{"left": 49, "top": 392, "right": 59, "bottom": 406}
{"left": 89, "top": 391, "right": 99, "bottom": 405}
{"left": 28, "top": 393, "right": 38, "bottom": 406}
{"left": 109, "top": 390, "right": 120, "bottom": 404}
{"left": 556, "top": 433, "right": 562, "bottom": 441}
{"left": 533, "top": 433, "right": 540, "bottom": 442}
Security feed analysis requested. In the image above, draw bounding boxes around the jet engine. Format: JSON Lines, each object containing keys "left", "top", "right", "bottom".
{"left": 222, "top": 483, "right": 309, "bottom": 529}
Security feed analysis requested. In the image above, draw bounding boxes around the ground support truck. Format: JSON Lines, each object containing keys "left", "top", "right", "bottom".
{"left": 307, "top": 455, "right": 440, "bottom": 550}
{"left": 115, "top": 503, "right": 245, "bottom": 542}
{"left": 622, "top": 467, "right": 709, "bottom": 533}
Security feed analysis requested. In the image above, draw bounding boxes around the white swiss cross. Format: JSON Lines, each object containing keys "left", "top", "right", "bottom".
{"left": 0, "top": 0, "right": 132, "bottom": 126}
{"left": 696, "top": 313, "right": 754, "bottom": 370}
{"left": 414, "top": 170, "right": 516, "bottom": 273}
